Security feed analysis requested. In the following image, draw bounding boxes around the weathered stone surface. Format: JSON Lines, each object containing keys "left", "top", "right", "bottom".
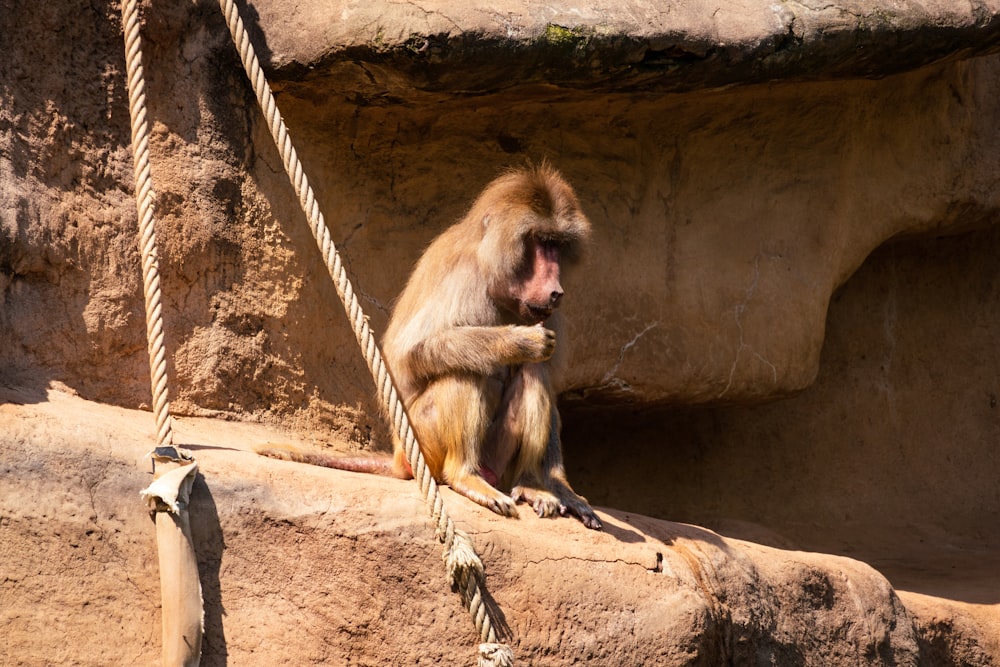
{"left": 0, "top": 387, "right": 962, "bottom": 665}
{"left": 563, "top": 228, "right": 1000, "bottom": 664}
{"left": 251, "top": 0, "right": 1000, "bottom": 94}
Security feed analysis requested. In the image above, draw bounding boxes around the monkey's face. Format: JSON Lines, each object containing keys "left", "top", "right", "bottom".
{"left": 492, "top": 237, "right": 565, "bottom": 324}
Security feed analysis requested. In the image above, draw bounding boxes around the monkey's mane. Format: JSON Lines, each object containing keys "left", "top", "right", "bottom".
{"left": 473, "top": 165, "right": 591, "bottom": 288}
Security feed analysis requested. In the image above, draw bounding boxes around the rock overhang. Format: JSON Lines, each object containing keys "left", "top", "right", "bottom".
{"left": 195, "top": 0, "right": 1000, "bottom": 407}
{"left": 248, "top": 0, "right": 1000, "bottom": 94}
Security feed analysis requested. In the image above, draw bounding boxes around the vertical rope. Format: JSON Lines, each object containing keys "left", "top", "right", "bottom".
{"left": 121, "top": 0, "right": 174, "bottom": 451}
{"left": 215, "top": 1, "right": 512, "bottom": 663}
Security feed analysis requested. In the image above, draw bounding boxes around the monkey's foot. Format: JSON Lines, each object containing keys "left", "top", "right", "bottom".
{"left": 565, "top": 498, "right": 603, "bottom": 531}
{"left": 451, "top": 473, "right": 519, "bottom": 518}
{"left": 512, "top": 485, "right": 603, "bottom": 530}
{"left": 510, "top": 485, "right": 565, "bottom": 518}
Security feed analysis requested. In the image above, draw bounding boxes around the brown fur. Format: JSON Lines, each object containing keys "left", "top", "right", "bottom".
{"left": 264, "top": 164, "right": 601, "bottom": 530}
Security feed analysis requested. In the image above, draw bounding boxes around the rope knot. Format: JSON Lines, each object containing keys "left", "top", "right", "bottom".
{"left": 478, "top": 642, "right": 515, "bottom": 667}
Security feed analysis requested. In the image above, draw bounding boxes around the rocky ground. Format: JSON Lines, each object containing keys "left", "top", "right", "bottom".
{"left": 1, "top": 383, "right": 996, "bottom": 665}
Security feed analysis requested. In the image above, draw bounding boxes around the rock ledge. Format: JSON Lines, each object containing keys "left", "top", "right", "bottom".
{"left": 1, "top": 386, "right": 996, "bottom": 665}
{"left": 250, "top": 0, "right": 1000, "bottom": 93}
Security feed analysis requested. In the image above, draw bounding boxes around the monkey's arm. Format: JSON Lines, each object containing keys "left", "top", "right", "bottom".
{"left": 406, "top": 325, "right": 554, "bottom": 380}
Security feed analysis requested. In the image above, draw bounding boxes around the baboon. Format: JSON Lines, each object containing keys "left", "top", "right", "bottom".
{"left": 262, "top": 164, "right": 601, "bottom": 530}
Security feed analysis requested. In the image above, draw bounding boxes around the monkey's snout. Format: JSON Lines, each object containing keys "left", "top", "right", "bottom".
{"left": 550, "top": 290, "right": 563, "bottom": 308}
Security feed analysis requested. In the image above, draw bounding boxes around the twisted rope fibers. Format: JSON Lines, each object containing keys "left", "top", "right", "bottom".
{"left": 121, "top": 0, "right": 175, "bottom": 451}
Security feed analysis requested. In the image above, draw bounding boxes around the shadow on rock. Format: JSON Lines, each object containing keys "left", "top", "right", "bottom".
{"left": 189, "top": 470, "right": 229, "bottom": 666}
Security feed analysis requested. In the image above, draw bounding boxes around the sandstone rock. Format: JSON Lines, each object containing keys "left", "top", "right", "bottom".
{"left": 3, "top": 1, "right": 1000, "bottom": 421}
{"left": 561, "top": 228, "right": 1000, "bottom": 665}
{"left": 0, "top": 387, "right": 948, "bottom": 665}
{"left": 252, "top": 0, "right": 1000, "bottom": 94}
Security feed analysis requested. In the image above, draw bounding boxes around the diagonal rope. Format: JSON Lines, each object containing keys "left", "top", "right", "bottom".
{"left": 121, "top": 0, "right": 174, "bottom": 451}
{"left": 215, "top": 1, "right": 513, "bottom": 663}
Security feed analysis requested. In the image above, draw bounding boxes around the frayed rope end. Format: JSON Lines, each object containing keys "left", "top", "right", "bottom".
{"left": 478, "top": 642, "right": 514, "bottom": 667}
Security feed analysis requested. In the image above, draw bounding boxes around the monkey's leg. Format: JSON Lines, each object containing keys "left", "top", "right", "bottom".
{"left": 409, "top": 375, "right": 519, "bottom": 518}
{"left": 506, "top": 365, "right": 603, "bottom": 530}
{"left": 497, "top": 364, "right": 566, "bottom": 518}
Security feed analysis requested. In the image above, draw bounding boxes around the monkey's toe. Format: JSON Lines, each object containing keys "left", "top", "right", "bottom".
{"left": 451, "top": 474, "right": 518, "bottom": 518}
{"left": 512, "top": 486, "right": 564, "bottom": 518}
{"left": 534, "top": 497, "right": 565, "bottom": 518}
{"left": 576, "top": 509, "right": 603, "bottom": 530}
{"left": 560, "top": 496, "right": 602, "bottom": 529}
{"left": 489, "top": 496, "right": 519, "bottom": 518}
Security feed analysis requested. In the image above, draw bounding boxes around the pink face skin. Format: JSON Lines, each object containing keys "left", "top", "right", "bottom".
{"left": 511, "top": 238, "right": 564, "bottom": 324}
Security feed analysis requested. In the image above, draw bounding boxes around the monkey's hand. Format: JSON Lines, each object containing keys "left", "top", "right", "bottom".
{"left": 510, "top": 325, "right": 556, "bottom": 364}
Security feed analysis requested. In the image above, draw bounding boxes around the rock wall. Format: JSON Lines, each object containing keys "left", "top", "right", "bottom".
{"left": 568, "top": 227, "right": 1000, "bottom": 545}
{"left": 3, "top": 1, "right": 1000, "bottom": 435}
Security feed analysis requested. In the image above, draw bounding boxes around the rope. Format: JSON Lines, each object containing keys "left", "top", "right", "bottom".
{"left": 121, "top": 0, "right": 175, "bottom": 451}
{"left": 215, "top": 1, "right": 513, "bottom": 663}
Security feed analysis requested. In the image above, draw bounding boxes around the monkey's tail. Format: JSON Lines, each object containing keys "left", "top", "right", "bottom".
{"left": 255, "top": 444, "right": 408, "bottom": 479}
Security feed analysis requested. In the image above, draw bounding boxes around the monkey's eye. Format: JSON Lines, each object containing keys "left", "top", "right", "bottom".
{"left": 540, "top": 239, "right": 564, "bottom": 256}
{"left": 531, "top": 234, "right": 561, "bottom": 250}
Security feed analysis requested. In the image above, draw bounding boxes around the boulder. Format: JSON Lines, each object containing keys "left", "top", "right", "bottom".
{"left": 0, "top": 387, "right": 932, "bottom": 665}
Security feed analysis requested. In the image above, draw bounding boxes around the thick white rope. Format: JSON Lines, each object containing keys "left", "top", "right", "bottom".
{"left": 215, "top": 1, "right": 513, "bottom": 663}
{"left": 121, "top": 0, "right": 175, "bottom": 451}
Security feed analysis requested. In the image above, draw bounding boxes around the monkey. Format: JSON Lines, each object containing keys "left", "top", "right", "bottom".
{"left": 259, "top": 163, "right": 601, "bottom": 530}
